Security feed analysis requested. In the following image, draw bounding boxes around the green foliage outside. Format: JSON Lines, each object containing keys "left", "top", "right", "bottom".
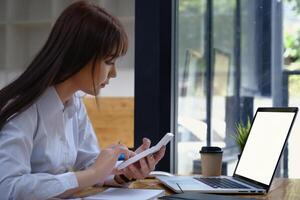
{"left": 284, "top": 32, "right": 300, "bottom": 64}
{"left": 286, "top": 0, "right": 300, "bottom": 13}
{"left": 284, "top": 0, "right": 300, "bottom": 67}
{"left": 284, "top": 0, "right": 300, "bottom": 96}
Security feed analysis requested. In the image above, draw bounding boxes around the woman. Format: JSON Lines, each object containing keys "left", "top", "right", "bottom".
{"left": 0, "top": 1, "right": 165, "bottom": 199}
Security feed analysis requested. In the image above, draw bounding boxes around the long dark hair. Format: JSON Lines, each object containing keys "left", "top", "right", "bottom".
{"left": 0, "top": 1, "right": 128, "bottom": 130}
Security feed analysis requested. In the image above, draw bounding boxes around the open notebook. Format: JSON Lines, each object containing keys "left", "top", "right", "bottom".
{"left": 83, "top": 188, "right": 165, "bottom": 200}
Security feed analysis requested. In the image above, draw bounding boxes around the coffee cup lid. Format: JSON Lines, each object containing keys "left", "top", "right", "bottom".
{"left": 200, "top": 146, "right": 223, "bottom": 154}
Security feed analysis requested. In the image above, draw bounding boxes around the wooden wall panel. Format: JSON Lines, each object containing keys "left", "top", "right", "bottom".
{"left": 83, "top": 97, "right": 134, "bottom": 148}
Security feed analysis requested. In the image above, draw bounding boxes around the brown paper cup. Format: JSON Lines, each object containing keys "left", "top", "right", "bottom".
{"left": 200, "top": 146, "right": 223, "bottom": 176}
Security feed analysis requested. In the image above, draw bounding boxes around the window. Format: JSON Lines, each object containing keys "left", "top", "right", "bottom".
{"left": 175, "top": 0, "right": 299, "bottom": 177}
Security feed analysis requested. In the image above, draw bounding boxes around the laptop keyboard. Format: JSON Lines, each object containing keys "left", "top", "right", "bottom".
{"left": 194, "top": 177, "right": 250, "bottom": 189}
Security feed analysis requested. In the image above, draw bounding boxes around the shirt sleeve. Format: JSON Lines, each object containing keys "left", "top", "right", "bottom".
{"left": 73, "top": 98, "right": 100, "bottom": 171}
{"left": 0, "top": 107, "right": 78, "bottom": 200}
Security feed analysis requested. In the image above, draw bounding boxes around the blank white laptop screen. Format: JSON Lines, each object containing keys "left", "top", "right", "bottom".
{"left": 235, "top": 111, "right": 295, "bottom": 185}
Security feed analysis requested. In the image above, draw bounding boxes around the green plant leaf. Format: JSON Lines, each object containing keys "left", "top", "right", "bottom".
{"left": 233, "top": 117, "right": 251, "bottom": 152}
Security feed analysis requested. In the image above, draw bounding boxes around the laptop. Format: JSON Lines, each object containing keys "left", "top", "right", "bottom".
{"left": 157, "top": 107, "right": 298, "bottom": 194}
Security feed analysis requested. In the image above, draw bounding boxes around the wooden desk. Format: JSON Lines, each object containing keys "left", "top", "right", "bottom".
{"left": 75, "top": 178, "right": 300, "bottom": 199}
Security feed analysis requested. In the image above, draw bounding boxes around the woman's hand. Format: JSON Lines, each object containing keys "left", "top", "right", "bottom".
{"left": 89, "top": 144, "right": 131, "bottom": 181}
{"left": 61, "top": 144, "right": 131, "bottom": 198}
{"left": 119, "top": 138, "right": 166, "bottom": 181}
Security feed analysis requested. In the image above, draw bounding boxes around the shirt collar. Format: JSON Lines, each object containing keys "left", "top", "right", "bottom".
{"left": 38, "top": 87, "right": 76, "bottom": 117}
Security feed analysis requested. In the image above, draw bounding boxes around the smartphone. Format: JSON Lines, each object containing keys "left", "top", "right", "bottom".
{"left": 117, "top": 133, "right": 174, "bottom": 170}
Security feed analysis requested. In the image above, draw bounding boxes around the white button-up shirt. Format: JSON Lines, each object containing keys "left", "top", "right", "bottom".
{"left": 0, "top": 87, "right": 105, "bottom": 200}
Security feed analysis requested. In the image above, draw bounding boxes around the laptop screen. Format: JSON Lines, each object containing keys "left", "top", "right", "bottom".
{"left": 234, "top": 109, "right": 296, "bottom": 185}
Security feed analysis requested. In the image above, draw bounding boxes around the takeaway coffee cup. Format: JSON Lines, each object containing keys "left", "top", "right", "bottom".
{"left": 200, "top": 146, "right": 223, "bottom": 176}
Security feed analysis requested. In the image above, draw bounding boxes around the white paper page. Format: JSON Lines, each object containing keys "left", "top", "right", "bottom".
{"left": 83, "top": 188, "right": 164, "bottom": 200}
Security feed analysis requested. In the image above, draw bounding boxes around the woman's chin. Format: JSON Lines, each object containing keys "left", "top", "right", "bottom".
{"left": 93, "top": 88, "right": 101, "bottom": 96}
{"left": 82, "top": 88, "right": 101, "bottom": 96}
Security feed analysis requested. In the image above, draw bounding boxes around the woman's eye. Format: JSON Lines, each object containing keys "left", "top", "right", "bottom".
{"left": 105, "top": 62, "right": 115, "bottom": 65}
{"left": 105, "top": 60, "right": 115, "bottom": 65}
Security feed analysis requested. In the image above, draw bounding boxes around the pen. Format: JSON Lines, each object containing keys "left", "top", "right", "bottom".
{"left": 118, "top": 153, "right": 126, "bottom": 161}
{"left": 117, "top": 141, "right": 126, "bottom": 161}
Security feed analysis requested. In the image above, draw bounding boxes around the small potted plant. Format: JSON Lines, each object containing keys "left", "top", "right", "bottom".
{"left": 233, "top": 117, "right": 251, "bottom": 158}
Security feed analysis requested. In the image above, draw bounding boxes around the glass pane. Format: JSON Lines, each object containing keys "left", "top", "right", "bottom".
{"left": 287, "top": 75, "right": 300, "bottom": 178}
{"left": 176, "top": 0, "right": 274, "bottom": 176}
{"left": 283, "top": 0, "right": 300, "bottom": 178}
{"left": 211, "top": 1, "right": 235, "bottom": 144}
{"left": 211, "top": 0, "right": 236, "bottom": 175}
{"left": 177, "top": 0, "right": 207, "bottom": 175}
